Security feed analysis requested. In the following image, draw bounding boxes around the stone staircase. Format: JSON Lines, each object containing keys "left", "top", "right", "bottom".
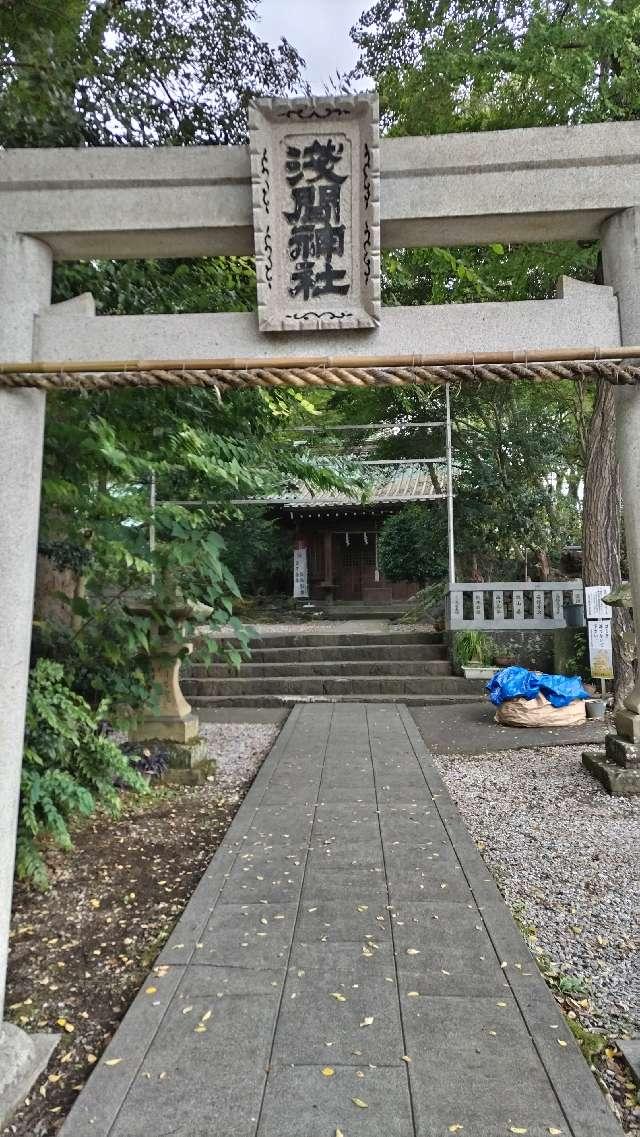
{"left": 183, "top": 628, "right": 486, "bottom": 708}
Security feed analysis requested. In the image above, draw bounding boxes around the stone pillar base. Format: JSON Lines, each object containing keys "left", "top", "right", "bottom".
{"left": 614, "top": 707, "right": 640, "bottom": 744}
{"left": 582, "top": 710, "right": 640, "bottom": 794}
{"left": 582, "top": 749, "right": 640, "bottom": 795}
{"left": 0, "top": 1022, "right": 59, "bottom": 1126}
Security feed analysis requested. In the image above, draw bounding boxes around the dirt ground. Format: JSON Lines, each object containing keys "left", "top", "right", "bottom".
{"left": 3, "top": 730, "right": 275, "bottom": 1137}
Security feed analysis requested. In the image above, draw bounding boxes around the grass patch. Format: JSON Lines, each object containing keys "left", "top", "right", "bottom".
{"left": 567, "top": 1018, "right": 607, "bottom": 1062}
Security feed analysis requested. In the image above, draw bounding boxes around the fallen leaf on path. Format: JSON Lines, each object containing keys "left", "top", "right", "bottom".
{"left": 104, "top": 1059, "right": 122, "bottom": 1066}
{"left": 352, "top": 1098, "right": 368, "bottom": 1108}
{"left": 360, "top": 1016, "right": 374, "bottom": 1026}
{"left": 322, "top": 1067, "right": 335, "bottom": 1077}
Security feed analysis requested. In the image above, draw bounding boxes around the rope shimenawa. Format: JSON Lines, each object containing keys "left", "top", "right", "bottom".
{"left": 1, "top": 346, "right": 640, "bottom": 392}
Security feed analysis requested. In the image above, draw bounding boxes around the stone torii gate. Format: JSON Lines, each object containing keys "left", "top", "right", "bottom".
{"left": 2, "top": 106, "right": 640, "bottom": 1113}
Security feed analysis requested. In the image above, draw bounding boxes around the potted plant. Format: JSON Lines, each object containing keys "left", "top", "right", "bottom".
{"left": 455, "top": 629, "right": 498, "bottom": 680}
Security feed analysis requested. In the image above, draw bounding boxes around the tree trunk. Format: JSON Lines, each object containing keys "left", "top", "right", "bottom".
{"left": 582, "top": 377, "right": 634, "bottom": 705}
{"left": 535, "top": 548, "right": 551, "bottom": 581}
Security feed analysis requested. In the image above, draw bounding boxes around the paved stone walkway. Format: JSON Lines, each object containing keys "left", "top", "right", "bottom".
{"left": 60, "top": 704, "right": 622, "bottom": 1137}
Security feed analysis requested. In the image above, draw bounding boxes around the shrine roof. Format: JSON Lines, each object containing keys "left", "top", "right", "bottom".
{"left": 235, "top": 462, "right": 446, "bottom": 511}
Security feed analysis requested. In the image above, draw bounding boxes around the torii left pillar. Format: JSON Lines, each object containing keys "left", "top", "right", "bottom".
{"left": 0, "top": 234, "right": 58, "bottom": 1122}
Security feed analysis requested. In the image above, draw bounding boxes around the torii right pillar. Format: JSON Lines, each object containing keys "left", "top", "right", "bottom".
{"left": 583, "top": 207, "right": 640, "bottom": 793}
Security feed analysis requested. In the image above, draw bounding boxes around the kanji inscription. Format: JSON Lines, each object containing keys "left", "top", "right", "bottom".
{"left": 249, "top": 95, "right": 380, "bottom": 333}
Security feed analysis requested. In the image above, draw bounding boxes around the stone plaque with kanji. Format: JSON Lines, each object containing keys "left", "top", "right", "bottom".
{"left": 249, "top": 94, "right": 380, "bottom": 333}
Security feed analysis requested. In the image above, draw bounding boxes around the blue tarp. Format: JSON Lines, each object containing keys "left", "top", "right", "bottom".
{"left": 486, "top": 666, "right": 590, "bottom": 708}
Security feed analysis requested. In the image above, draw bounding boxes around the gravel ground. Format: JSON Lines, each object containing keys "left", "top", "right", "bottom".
{"left": 198, "top": 720, "right": 278, "bottom": 790}
{"left": 434, "top": 745, "right": 640, "bottom": 1039}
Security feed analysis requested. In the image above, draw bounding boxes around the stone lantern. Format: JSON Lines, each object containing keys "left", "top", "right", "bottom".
{"left": 126, "top": 598, "right": 212, "bottom": 783}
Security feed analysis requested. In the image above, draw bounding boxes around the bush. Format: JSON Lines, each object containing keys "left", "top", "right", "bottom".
{"left": 18, "top": 660, "right": 148, "bottom": 888}
{"left": 378, "top": 502, "right": 448, "bottom": 584}
{"left": 220, "top": 508, "right": 293, "bottom": 595}
{"left": 454, "top": 629, "right": 496, "bottom": 667}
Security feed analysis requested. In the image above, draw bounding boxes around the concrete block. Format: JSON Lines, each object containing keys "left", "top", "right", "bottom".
{"left": 191, "top": 901, "right": 298, "bottom": 969}
{"left": 272, "top": 969, "right": 403, "bottom": 1065}
{"left": 295, "top": 897, "right": 391, "bottom": 944}
{"left": 582, "top": 749, "right": 640, "bottom": 794}
{"left": 614, "top": 707, "right": 640, "bottom": 743}
{"left": 404, "top": 996, "right": 568, "bottom": 1137}
{"left": 219, "top": 853, "right": 305, "bottom": 905}
{"left": 605, "top": 731, "right": 640, "bottom": 767}
{"left": 257, "top": 1064, "right": 413, "bottom": 1137}
{"left": 289, "top": 939, "right": 395, "bottom": 974}
{"left": 302, "top": 864, "right": 387, "bottom": 901}
{"left": 527, "top": 1019, "right": 625, "bottom": 1137}
{"left": 618, "top": 1038, "right": 640, "bottom": 1084}
{"left": 0, "top": 1024, "right": 59, "bottom": 1128}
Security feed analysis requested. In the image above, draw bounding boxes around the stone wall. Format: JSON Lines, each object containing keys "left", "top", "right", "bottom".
{"left": 448, "top": 627, "right": 587, "bottom": 675}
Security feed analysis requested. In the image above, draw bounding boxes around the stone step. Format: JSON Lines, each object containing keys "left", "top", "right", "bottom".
{"left": 236, "top": 643, "right": 448, "bottom": 664}
{"left": 182, "top": 675, "right": 482, "bottom": 697}
{"left": 322, "top": 606, "right": 409, "bottom": 619}
{"left": 211, "top": 630, "right": 443, "bottom": 649}
{"left": 187, "top": 659, "right": 452, "bottom": 679}
{"left": 188, "top": 693, "right": 486, "bottom": 708}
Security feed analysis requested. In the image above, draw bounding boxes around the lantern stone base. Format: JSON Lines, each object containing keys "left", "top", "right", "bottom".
{"left": 129, "top": 711, "right": 200, "bottom": 745}
{"left": 129, "top": 734, "right": 215, "bottom": 786}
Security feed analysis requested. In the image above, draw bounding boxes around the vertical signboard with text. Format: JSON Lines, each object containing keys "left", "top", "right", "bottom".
{"left": 584, "top": 585, "right": 614, "bottom": 681}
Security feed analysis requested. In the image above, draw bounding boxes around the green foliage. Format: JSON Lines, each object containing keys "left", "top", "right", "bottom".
{"left": 53, "top": 255, "right": 258, "bottom": 318}
{"left": 39, "top": 398, "right": 359, "bottom": 714}
{"left": 18, "top": 660, "right": 148, "bottom": 888}
{"left": 454, "top": 629, "right": 496, "bottom": 667}
{"left": 567, "top": 1019, "right": 607, "bottom": 1063}
{"left": 1, "top": 0, "right": 361, "bottom": 732}
{"left": 378, "top": 503, "right": 448, "bottom": 584}
{"left": 0, "top": 0, "right": 304, "bottom": 148}
{"left": 557, "top": 629, "right": 589, "bottom": 678}
{"left": 344, "top": 0, "right": 639, "bottom": 584}
{"left": 398, "top": 580, "right": 447, "bottom": 624}
{"left": 352, "top": 0, "right": 640, "bottom": 135}
{"left": 220, "top": 508, "right": 293, "bottom": 595}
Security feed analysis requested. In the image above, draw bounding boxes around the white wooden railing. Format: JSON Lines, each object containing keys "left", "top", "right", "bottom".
{"left": 447, "top": 580, "right": 584, "bottom": 630}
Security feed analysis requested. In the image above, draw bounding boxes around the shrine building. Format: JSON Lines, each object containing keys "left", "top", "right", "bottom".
{"left": 241, "top": 461, "right": 444, "bottom": 603}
